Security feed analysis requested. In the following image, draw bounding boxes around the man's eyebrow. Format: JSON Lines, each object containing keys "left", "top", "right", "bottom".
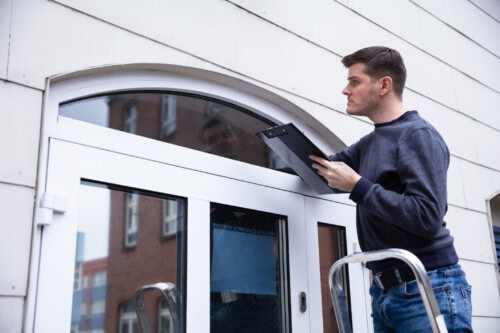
{"left": 347, "top": 75, "right": 361, "bottom": 80}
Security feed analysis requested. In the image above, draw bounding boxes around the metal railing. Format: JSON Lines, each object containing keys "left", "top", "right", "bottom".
{"left": 135, "top": 282, "right": 177, "bottom": 333}
{"left": 329, "top": 248, "right": 448, "bottom": 333}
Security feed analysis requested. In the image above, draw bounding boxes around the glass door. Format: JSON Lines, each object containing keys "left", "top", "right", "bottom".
{"left": 305, "top": 197, "right": 371, "bottom": 333}
{"left": 34, "top": 139, "right": 310, "bottom": 332}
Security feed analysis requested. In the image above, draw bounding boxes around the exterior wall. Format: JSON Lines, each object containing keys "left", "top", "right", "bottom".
{"left": 1, "top": 0, "right": 499, "bottom": 331}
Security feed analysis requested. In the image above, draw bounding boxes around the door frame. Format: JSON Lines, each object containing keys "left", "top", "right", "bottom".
{"left": 26, "top": 66, "right": 365, "bottom": 332}
{"left": 305, "top": 197, "right": 372, "bottom": 333}
{"left": 34, "top": 139, "right": 311, "bottom": 332}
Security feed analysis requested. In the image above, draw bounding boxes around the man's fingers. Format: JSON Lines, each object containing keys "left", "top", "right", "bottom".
{"left": 309, "top": 154, "right": 330, "bottom": 167}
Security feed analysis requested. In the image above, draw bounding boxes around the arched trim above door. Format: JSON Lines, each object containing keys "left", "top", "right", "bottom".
{"left": 40, "top": 63, "right": 346, "bottom": 197}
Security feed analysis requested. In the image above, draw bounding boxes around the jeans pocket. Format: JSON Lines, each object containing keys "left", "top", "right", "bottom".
{"left": 460, "top": 284, "right": 472, "bottom": 314}
{"left": 403, "top": 279, "right": 448, "bottom": 297}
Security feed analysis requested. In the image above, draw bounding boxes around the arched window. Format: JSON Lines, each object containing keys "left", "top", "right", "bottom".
{"left": 59, "top": 91, "right": 292, "bottom": 173}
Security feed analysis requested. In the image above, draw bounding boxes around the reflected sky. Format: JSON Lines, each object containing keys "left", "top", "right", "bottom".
{"left": 78, "top": 184, "right": 110, "bottom": 260}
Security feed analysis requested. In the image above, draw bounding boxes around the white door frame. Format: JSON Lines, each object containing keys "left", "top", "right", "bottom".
{"left": 305, "top": 197, "right": 372, "bottom": 333}
{"left": 27, "top": 67, "right": 365, "bottom": 332}
{"left": 35, "top": 139, "right": 311, "bottom": 332}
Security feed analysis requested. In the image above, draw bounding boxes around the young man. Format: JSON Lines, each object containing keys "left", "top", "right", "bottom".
{"left": 310, "top": 46, "right": 473, "bottom": 332}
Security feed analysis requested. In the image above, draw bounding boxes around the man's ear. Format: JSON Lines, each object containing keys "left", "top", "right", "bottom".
{"left": 379, "top": 76, "right": 393, "bottom": 96}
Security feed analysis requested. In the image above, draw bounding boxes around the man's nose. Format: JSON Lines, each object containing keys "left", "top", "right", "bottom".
{"left": 342, "top": 87, "right": 350, "bottom": 96}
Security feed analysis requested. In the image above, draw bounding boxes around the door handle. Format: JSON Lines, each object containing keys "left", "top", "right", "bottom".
{"left": 135, "top": 282, "right": 177, "bottom": 333}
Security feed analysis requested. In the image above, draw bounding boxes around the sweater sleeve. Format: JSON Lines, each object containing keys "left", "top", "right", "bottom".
{"left": 350, "top": 128, "right": 449, "bottom": 239}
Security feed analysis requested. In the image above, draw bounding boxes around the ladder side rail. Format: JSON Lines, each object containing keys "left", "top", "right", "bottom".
{"left": 134, "top": 282, "right": 177, "bottom": 333}
{"left": 328, "top": 248, "right": 448, "bottom": 333}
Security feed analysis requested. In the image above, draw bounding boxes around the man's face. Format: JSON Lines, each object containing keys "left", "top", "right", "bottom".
{"left": 202, "top": 123, "right": 240, "bottom": 159}
{"left": 342, "top": 63, "right": 380, "bottom": 118}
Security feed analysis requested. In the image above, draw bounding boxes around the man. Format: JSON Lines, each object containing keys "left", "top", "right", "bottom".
{"left": 310, "top": 46, "right": 472, "bottom": 332}
{"left": 199, "top": 115, "right": 241, "bottom": 160}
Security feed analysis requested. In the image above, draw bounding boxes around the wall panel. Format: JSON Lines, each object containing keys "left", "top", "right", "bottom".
{"left": 8, "top": 0, "right": 202, "bottom": 89}
{"left": 0, "top": 0, "right": 12, "bottom": 80}
{"left": 446, "top": 206, "right": 494, "bottom": 264}
{"left": 0, "top": 81, "right": 42, "bottom": 187}
{"left": 461, "top": 160, "right": 500, "bottom": 213}
{"left": 452, "top": 69, "right": 500, "bottom": 131}
{"left": 470, "top": 0, "right": 500, "bottom": 20}
{"left": 461, "top": 260, "right": 500, "bottom": 318}
{"left": 473, "top": 122, "right": 500, "bottom": 171}
{"left": 405, "top": 91, "right": 477, "bottom": 163}
{"left": 448, "top": 156, "right": 467, "bottom": 208}
{"left": 230, "top": 0, "right": 463, "bottom": 117}
{"left": 436, "top": 0, "right": 499, "bottom": 55}
{"left": 0, "top": 296, "right": 23, "bottom": 332}
{"left": 0, "top": 184, "right": 34, "bottom": 296}
{"left": 417, "top": 7, "right": 500, "bottom": 92}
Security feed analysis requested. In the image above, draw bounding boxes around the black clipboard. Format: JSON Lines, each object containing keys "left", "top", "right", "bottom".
{"left": 256, "top": 123, "right": 343, "bottom": 194}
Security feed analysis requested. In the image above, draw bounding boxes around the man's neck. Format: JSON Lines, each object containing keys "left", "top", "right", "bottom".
{"left": 369, "top": 99, "right": 405, "bottom": 124}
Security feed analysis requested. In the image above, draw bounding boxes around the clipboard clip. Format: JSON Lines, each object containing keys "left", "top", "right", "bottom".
{"left": 264, "top": 127, "right": 288, "bottom": 138}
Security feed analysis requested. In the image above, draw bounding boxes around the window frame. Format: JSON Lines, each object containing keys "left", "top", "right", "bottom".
{"left": 42, "top": 69, "right": 341, "bottom": 198}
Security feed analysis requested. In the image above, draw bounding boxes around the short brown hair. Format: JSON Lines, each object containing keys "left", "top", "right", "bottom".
{"left": 342, "top": 46, "right": 407, "bottom": 99}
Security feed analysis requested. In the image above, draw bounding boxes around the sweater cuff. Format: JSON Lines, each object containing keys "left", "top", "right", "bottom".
{"left": 349, "top": 177, "right": 373, "bottom": 204}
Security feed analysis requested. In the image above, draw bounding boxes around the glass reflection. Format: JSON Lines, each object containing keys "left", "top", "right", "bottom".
{"left": 210, "top": 203, "right": 289, "bottom": 332}
{"left": 317, "top": 224, "right": 350, "bottom": 333}
{"left": 70, "top": 182, "right": 186, "bottom": 333}
{"left": 59, "top": 92, "right": 293, "bottom": 173}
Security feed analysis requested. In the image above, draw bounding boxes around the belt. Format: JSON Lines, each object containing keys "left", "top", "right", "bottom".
{"left": 373, "top": 267, "right": 422, "bottom": 289}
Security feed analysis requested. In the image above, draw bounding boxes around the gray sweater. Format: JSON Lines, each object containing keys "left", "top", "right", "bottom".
{"left": 331, "top": 111, "right": 458, "bottom": 271}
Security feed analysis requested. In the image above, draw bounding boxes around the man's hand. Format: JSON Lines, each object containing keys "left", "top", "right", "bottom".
{"left": 309, "top": 155, "right": 361, "bottom": 193}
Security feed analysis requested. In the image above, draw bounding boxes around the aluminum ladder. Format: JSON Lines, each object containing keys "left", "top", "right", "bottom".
{"left": 135, "top": 282, "right": 177, "bottom": 333}
{"left": 329, "top": 248, "right": 448, "bottom": 333}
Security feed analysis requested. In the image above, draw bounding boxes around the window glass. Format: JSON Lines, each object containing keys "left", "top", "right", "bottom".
{"left": 210, "top": 203, "right": 290, "bottom": 332}
{"left": 70, "top": 181, "right": 187, "bottom": 333}
{"left": 317, "top": 224, "right": 350, "bottom": 333}
{"left": 59, "top": 92, "right": 293, "bottom": 173}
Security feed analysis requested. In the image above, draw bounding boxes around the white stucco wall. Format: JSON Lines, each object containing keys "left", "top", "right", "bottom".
{"left": 1, "top": 0, "right": 499, "bottom": 331}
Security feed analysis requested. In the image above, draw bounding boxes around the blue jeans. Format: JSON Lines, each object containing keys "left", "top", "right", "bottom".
{"left": 370, "top": 264, "right": 473, "bottom": 332}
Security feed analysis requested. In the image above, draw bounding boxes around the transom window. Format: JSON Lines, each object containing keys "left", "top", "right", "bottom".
{"left": 59, "top": 92, "right": 292, "bottom": 173}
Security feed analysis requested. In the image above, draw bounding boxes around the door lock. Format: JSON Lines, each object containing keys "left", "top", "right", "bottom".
{"left": 299, "top": 291, "right": 307, "bottom": 313}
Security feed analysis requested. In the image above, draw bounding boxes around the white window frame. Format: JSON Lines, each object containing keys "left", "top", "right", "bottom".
{"left": 38, "top": 69, "right": 343, "bottom": 197}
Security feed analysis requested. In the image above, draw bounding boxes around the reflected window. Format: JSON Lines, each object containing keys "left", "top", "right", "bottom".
{"left": 119, "top": 302, "right": 138, "bottom": 333}
{"left": 158, "top": 299, "right": 174, "bottom": 333}
{"left": 125, "top": 193, "right": 139, "bottom": 248}
{"left": 210, "top": 203, "right": 290, "bottom": 332}
{"left": 70, "top": 182, "right": 187, "bottom": 333}
{"left": 317, "top": 224, "right": 350, "bottom": 333}
{"left": 59, "top": 92, "right": 294, "bottom": 174}
{"left": 161, "top": 95, "right": 177, "bottom": 139}
{"left": 163, "top": 198, "right": 183, "bottom": 237}
{"left": 123, "top": 104, "right": 138, "bottom": 134}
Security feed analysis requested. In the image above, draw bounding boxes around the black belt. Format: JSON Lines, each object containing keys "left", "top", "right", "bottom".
{"left": 373, "top": 267, "right": 423, "bottom": 289}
